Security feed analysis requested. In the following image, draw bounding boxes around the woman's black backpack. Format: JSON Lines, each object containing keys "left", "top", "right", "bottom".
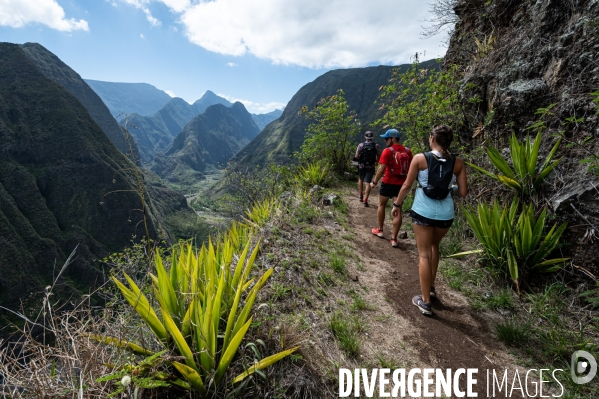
{"left": 421, "top": 152, "right": 456, "bottom": 199}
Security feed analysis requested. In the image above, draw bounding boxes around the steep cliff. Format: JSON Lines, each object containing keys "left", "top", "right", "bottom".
{"left": 446, "top": 0, "right": 599, "bottom": 271}
{"left": 0, "top": 43, "right": 201, "bottom": 313}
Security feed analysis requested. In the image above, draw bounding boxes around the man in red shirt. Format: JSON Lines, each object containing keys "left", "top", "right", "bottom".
{"left": 369, "top": 129, "right": 413, "bottom": 247}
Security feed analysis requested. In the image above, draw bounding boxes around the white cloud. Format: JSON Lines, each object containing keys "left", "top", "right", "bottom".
{"left": 165, "top": 90, "right": 176, "bottom": 97}
{"left": 218, "top": 93, "right": 286, "bottom": 114}
{"left": 173, "top": 0, "right": 445, "bottom": 68}
{"left": 226, "top": 62, "right": 237, "bottom": 67}
{"left": 118, "top": 0, "right": 161, "bottom": 26}
{"left": 0, "top": 0, "right": 89, "bottom": 31}
{"left": 159, "top": 0, "right": 190, "bottom": 13}
{"left": 140, "top": 33, "right": 145, "bottom": 38}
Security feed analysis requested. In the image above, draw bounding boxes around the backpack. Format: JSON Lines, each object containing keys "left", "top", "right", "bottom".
{"left": 421, "top": 152, "right": 456, "bottom": 199}
{"left": 359, "top": 141, "right": 378, "bottom": 167}
{"left": 388, "top": 146, "right": 411, "bottom": 177}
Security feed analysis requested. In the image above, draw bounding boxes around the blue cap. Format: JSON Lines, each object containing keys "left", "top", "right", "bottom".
{"left": 380, "top": 129, "right": 400, "bottom": 139}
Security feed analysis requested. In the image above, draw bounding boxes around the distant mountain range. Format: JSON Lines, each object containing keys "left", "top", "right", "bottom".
{"left": 0, "top": 43, "right": 201, "bottom": 313}
{"left": 124, "top": 91, "right": 232, "bottom": 163}
{"left": 85, "top": 79, "right": 173, "bottom": 118}
{"left": 251, "top": 109, "right": 283, "bottom": 130}
{"left": 151, "top": 102, "right": 260, "bottom": 191}
{"left": 231, "top": 60, "right": 440, "bottom": 167}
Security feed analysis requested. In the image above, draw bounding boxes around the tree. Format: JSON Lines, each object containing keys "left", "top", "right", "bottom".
{"left": 298, "top": 90, "right": 361, "bottom": 174}
{"left": 376, "top": 61, "right": 464, "bottom": 154}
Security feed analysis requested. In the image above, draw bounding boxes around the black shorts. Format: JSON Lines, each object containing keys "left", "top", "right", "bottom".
{"left": 379, "top": 182, "right": 402, "bottom": 198}
{"left": 358, "top": 167, "right": 375, "bottom": 183}
{"left": 410, "top": 210, "right": 454, "bottom": 229}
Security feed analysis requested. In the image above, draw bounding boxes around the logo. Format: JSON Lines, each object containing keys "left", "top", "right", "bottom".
{"left": 571, "top": 350, "right": 597, "bottom": 384}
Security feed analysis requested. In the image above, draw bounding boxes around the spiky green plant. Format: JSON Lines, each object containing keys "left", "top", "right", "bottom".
{"left": 106, "top": 238, "right": 297, "bottom": 395}
{"left": 296, "top": 161, "right": 330, "bottom": 188}
{"left": 464, "top": 199, "right": 568, "bottom": 293}
{"left": 244, "top": 197, "right": 279, "bottom": 226}
{"left": 467, "top": 132, "right": 562, "bottom": 199}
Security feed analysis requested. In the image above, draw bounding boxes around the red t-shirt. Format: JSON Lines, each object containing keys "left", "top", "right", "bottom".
{"left": 379, "top": 144, "right": 413, "bottom": 185}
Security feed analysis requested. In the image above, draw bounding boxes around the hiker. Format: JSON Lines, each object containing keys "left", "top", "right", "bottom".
{"left": 369, "top": 129, "right": 413, "bottom": 247}
{"left": 355, "top": 131, "right": 380, "bottom": 207}
{"left": 392, "top": 125, "right": 468, "bottom": 316}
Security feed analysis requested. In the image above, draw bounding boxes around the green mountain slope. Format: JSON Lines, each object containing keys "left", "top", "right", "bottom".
{"left": 0, "top": 43, "right": 199, "bottom": 312}
{"left": 85, "top": 79, "right": 172, "bottom": 117}
{"left": 21, "top": 43, "right": 141, "bottom": 162}
{"left": 151, "top": 102, "right": 260, "bottom": 191}
{"left": 231, "top": 60, "right": 439, "bottom": 166}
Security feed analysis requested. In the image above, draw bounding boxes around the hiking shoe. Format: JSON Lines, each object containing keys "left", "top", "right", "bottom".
{"left": 363, "top": 200, "right": 369, "bottom": 207}
{"left": 359, "top": 195, "right": 364, "bottom": 202}
{"left": 371, "top": 228, "right": 384, "bottom": 238}
{"left": 390, "top": 239, "right": 398, "bottom": 247}
{"left": 412, "top": 295, "right": 433, "bottom": 315}
{"left": 430, "top": 286, "right": 437, "bottom": 298}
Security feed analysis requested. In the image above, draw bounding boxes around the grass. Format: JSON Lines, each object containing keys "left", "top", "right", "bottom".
{"left": 494, "top": 318, "right": 529, "bottom": 346}
{"left": 350, "top": 294, "right": 373, "bottom": 312}
{"left": 329, "top": 313, "right": 362, "bottom": 357}
{"left": 330, "top": 254, "right": 348, "bottom": 274}
{"left": 441, "top": 255, "right": 599, "bottom": 398}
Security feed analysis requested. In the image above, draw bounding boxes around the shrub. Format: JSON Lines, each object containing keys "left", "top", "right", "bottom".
{"left": 467, "top": 132, "right": 562, "bottom": 200}
{"left": 464, "top": 199, "right": 568, "bottom": 293}
{"left": 298, "top": 90, "right": 360, "bottom": 175}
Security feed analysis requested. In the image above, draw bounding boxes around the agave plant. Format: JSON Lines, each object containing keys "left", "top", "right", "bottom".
{"left": 297, "top": 161, "right": 330, "bottom": 187}
{"left": 464, "top": 199, "right": 568, "bottom": 294}
{"left": 244, "top": 197, "right": 279, "bottom": 226}
{"left": 467, "top": 132, "right": 562, "bottom": 199}
{"left": 101, "top": 233, "right": 297, "bottom": 395}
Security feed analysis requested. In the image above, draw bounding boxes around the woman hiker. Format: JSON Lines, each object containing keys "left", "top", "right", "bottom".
{"left": 391, "top": 125, "right": 468, "bottom": 315}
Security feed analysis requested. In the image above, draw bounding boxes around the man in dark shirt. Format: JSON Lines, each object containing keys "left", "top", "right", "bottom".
{"left": 354, "top": 131, "right": 380, "bottom": 207}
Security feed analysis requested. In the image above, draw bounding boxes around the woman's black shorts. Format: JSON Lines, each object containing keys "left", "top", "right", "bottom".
{"left": 410, "top": 210, "right": 454, "bottom": 229}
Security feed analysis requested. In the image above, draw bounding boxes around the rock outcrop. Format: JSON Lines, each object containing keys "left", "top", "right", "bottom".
{"left": 446, "top": 0, "right": 599, "bottom": 271}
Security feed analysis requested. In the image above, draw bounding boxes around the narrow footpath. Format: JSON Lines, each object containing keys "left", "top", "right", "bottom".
{"left": 344, "top": 189, "right": 529, "bottom": 398}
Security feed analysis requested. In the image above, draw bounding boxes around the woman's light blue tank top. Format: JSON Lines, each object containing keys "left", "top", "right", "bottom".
{"left": 411, "top": 152, "right": 457, "bottom": 221}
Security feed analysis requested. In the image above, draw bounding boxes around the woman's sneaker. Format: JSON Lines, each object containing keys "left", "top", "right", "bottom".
{"left": 412, "top": 295, "right": 433, "bottom": 315}
{"left": 430, "top": 286, "right": 436, "bottom": 298}
{"left": 390, "top": 239, "right": 398, "bottom": 247}
{"left": 371, "top": 228, "right": 384, "bottom": 238}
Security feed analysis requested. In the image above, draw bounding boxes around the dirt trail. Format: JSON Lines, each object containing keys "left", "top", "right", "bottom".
{"left": 344, "top": 189, "right": 525, "bottom": 397}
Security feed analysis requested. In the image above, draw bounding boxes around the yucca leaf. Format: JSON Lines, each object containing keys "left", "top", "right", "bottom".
{"left": 232, "top": 268, "right": 273, "bottom": 338}
{"left": 155, "top": 252, "right": 181, "bottom": 320}
{"left": 172, "top": 362, "right": 206, "bottom": 395}
{"left": 527, "top": 133, "right": 542, "bottom": 177}
{"left": 533, "top": 258, "right": 569, "bottom": 269}
{"left": 533, "top": 158, "right": 563, "bottom": 188}
{"left": 161, "top": 303, "right": 198, "bottom": 373}
{"left": 539, "top": 136, "right": 562, "bottom": 173}
{"left": 444, "top": 249, "right": 484, "bottom": 258}
{"left": 232, "top": 346, "right": 300, "bottom": 384}
{"left": 111, "top": 275, "right": 168, "bottom": 343}
{"left": 497, "top": 175, "right": 522, "bottom": 192}
{"left": 86, "top": 335, "right": 154, "bottom": 356}
{"left": 487, "top": 146, "right": 516, "bottom": 179}
{"left": 464, "top": 161, "right": 499, "bottom": 180}
{"left": 507, "top": 250, "right": 519, "bottom": 292}
{"left": 215, "top": 317, "right": 254, "bottom": 383}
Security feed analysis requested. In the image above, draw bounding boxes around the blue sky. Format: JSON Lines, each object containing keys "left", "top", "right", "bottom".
{"left": 0, "top": 0, "right": 448, "bottom": 113}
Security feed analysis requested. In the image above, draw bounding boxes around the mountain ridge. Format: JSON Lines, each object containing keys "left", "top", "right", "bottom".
{"left": 231, "top": 60, "right": 440, "bottom": 167}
